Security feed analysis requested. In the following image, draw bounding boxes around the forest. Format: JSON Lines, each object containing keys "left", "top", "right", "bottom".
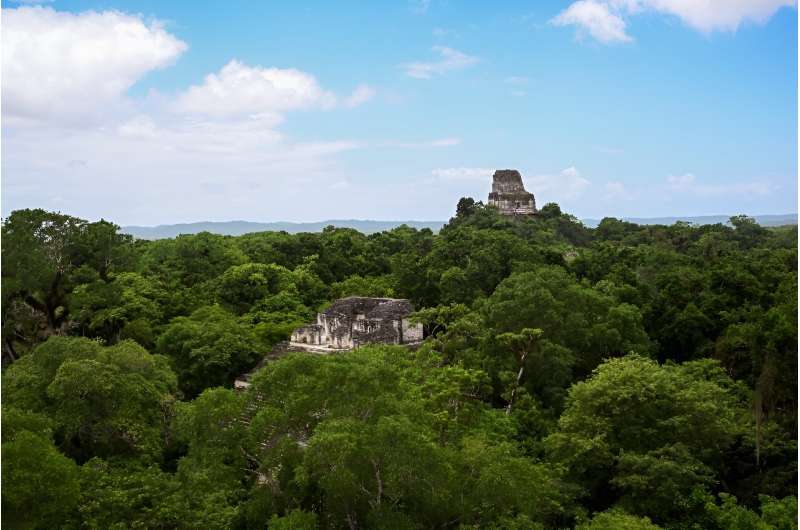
{"left": 1, "top": 200, "right": 797, "bottom": 529}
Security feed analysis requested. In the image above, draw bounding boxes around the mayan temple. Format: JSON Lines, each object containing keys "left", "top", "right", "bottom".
{"left": 487, "top": 169, "right": 537, "bottom": 216}
{"left": 234, "top": 297, "right": 423, "bottom": 389}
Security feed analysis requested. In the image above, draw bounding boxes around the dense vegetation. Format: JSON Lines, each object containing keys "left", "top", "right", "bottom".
{"left": 2, "top": 202, "right": 797, "bottom": 529}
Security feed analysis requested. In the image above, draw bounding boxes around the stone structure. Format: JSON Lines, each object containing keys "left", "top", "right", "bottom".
{"left": 235, "top": 297, "right": 423, "bottom": 389}
{"left": 291, "top": 297, "right": 423, "bottom": 350}
{"left": 487, "top": 169, "right": 537, "bottom": 216}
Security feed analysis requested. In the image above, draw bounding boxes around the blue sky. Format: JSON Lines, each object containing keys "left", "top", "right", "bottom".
{"left": 1, "top": 0, "right": 797, "bottom": 224}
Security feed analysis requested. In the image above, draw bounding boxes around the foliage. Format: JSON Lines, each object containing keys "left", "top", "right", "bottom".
{"left": 156, "top": 304, "right": 261, "bottom": 397}
{"left": 546, "top": 355, "right": 745, "bottom": 525}
{"left": 1, "top": 204, "right": 796, "bottom": 528}
{"left": 3, "top": 336, "right": 177, "bottom": 462}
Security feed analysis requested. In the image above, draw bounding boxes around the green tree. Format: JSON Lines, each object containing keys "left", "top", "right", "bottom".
{"left": 268, "top": 509, "right": 318, "bottom": 529}
{"left": 3, "top": 337, "right": 177, "bottom": 462}
{"left": 2, "top": 406, "right": 80, "bottom": 529}
{"left": 496, "top": 328, "right": 543, "bottom": 414}
{"left": 577, "top": 509, "right": 662, "bottom": 530}
{"left": 546, "top": 355, "right": 744, "bottom": 524}
{"left": 330, "top": 274, "right": 397, "bottom": 299}
{"left": 1, "top": 210, "right": 133, "bottom": 359}
{"left": 216, "top": 262, "right": 294, "bottom": 314}
{"left": 157, "top": 305, "right": 260, "bottom": 397}
{"left": 2, "top": 431, "right": 80, "bottom": 529}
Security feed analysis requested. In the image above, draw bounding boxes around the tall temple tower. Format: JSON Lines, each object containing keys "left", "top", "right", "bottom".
{"left": 487, "top": 169, "right": 536, "bottom": 216}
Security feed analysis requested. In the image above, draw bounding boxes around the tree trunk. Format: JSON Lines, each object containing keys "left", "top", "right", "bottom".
{"left": 505, "top": 352, "right": 527, "bottom": 415}
{"left": 2, "top": 338, "right": 18, "bottom": 366}
{"left": 372, "top": 459, "right": 383, "bottom": 507}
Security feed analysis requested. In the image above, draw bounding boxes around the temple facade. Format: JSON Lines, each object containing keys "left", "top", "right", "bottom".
{"left": 235, "top": 297, "right": 423, "bottom": 389}
{"left": 290, "top": 297, "right": 423, "bottom": 350}
{"left": 487, "top": 169, "right": 537, "bottom": 216}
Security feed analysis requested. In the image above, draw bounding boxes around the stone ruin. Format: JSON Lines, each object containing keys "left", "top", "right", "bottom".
{"left": 235, "top": 297, "right": 423, "bottom": 389}
{"left": 487, "top": 169, "right": 537, "bottom": 216}
{"left": 291, "top": 296, "right": 423, "bottom": 350}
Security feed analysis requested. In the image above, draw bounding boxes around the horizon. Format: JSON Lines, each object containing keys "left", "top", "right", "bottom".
{"left": 118, "top": 211, "right": 799, "bottom": 228}
{"left": 2, "top": 1, "right": 798, "bottom": 225}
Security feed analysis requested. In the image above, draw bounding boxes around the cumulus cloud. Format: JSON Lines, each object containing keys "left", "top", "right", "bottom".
{"left": 667, "top": 173, "right": 773, "bottom": 196}
{"left": 551, "top": 0, "right": 795, "bottom": 43}
{"left": 173, "top": 60, "right": 337, "bottom": 118}
{"left": 2, "top": 7, "right": 187, "bottom": 123}
{"left": 117, "top": 115, "right": 160, "bottom": 140}
{"left": 402, "top": 46, "right": 479, "bottom": 79}
{"left": 344, "top": 84, "right": 376, "bottom": 108}
{"left": 528, "top": 166, "right": 592, "bottom": 199}
{"left": 0, "top": 6, "right": 386, "bottom": 224}
{"left": 2, "top": 112, "right": 363, "bottom": 223}
{"left": 667, "top": 172, "right": 697, "bottom": 190}
{"left": 551, "top": 1, "right": 633, "bottom": 43}
{"left": 603, "top": 180, "right": 636, "bottom": 200}
{"left": 636, "top": 0, "right": 796, "bottom": 32}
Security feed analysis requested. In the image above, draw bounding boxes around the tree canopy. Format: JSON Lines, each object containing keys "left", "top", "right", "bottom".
{"left": 1, "top": 204, "right": 796, "bottom": 528}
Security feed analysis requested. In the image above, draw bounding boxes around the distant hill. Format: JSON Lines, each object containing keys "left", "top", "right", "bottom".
{"left": 580, "top": 214, "right": 797, "bottom": 228}
{"left": 122, "top": 214, "right": 797, "bottom": 239}
{"left": 121, "top": 220, "right": 447, "bottom": 239}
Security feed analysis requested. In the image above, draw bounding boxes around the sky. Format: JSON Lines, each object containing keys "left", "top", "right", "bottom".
{"left": 1, "top": 0, "right": 797, "bottom": 225}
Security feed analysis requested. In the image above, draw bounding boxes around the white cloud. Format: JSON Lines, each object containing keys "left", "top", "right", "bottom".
{"left": 603, "top": 180, "right": 636, "bottom": 200}
{"left": 551, "top": 1, "right": 633, "bottom": 43}
{"left": 552, "top": 0, "right": 795, "bottom": 43}
{"left": 429, "top": 137, "right": 461, "bottom": 146}
{"left": 2, "top": 7, "right": 187, "bottom": 123}
{"left": 2, "top": 112, "right": 364, "bottom": 224}
{"left": 528, "top": 166, "right": 592, "bottom": 199}
{"left": 667, "top": 173, "right": 773, "bottom": 196}
{"left": 432, "top": 167, "right": 494, "bottom": 181}
{"left": 344, "top": 84, "right": 376, "bottom": 108}
{"left": 667, "top": 172, "right": 696, "bottom": 190}
{"left": 402, "top": 46, "right": 479, "bottom": 79}
{"left": 0, "top": 6, "right": 381, "bottom": 225}
{"left": 410, "top": 0, "right": 432, "bottom": 14}
{"left": 329, "top": 180, "right": 351, "bottom": 190}
{"left": 173, "top": 60, "right": 337, "bottom": 118}
{"left": 118, "top": 115, "right": 160, "bottom": 140}
{"left": 631, "top": 0, "right": 796, "bottom": 32}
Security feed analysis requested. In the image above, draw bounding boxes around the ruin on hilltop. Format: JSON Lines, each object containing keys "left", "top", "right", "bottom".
{"left": 487, "top": 169, "right": 537, "bottom": 216}
{"left": 235, "top": 297, "right": 423, "bottom": 389}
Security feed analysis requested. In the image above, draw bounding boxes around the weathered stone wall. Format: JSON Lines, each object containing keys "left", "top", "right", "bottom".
{"left": 491, "top": 169, "right": 526, "bottom": 193}
{"left": 401, "top": 318, "right": 424, "bottom": 343}
{"left": 487, "top": 169, "right": 537, "bottom": 216}
{"left": 293, "top": 297, "right": 422, "bottom": 350}
{"left": 236, "top": 297, "right": 424, "bottom": 389}
{"left": 291, "top": 324, "right": 324, "bottom": 345}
